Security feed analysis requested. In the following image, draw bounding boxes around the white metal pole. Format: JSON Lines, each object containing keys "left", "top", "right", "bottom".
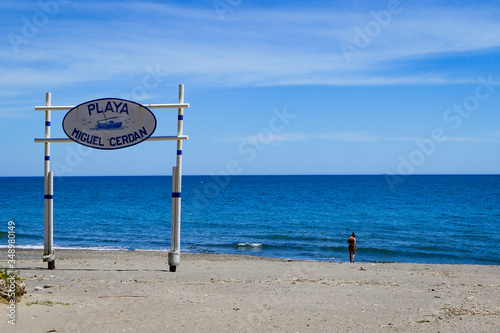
{"left": 170, "top": 166, "right": 178, "bottom": 267}
{"left": 176, "top": 84, "right": 184, "bottom": 252}
{"left": 168, "top": 84, "right": 184, "bottom": 272}
{"left": 43, "top": 92, "right": 55, "bottom": 269}
{"left": 46, "top": 172, "right": 54, "bottom": 269}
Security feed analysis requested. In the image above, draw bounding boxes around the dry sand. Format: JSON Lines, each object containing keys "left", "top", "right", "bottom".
{"left": 2, "top": 249, "right": 499, "bottom": 332}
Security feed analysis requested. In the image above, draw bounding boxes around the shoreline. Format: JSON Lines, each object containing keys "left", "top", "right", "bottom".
{"left": 3, "top": 247, "right": 498, "bottom": 266}
{"left": 2, "top": 249, "right": 499, "bottom": 332}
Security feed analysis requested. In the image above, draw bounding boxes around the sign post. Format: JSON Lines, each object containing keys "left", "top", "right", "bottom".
{"left": 35, "top": 85, "right": 189, "bottom": 271}
{"left": 168, "top": 85, "right": 185, "bottom": 272}
{"left": 43, "top": 92, "right": 55, "bottom": 269}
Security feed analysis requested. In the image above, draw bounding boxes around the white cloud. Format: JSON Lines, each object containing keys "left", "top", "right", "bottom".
{"left": 2, "top": 1, "right": 500, "bottom": 92}
{"left": 445, "top": 136, "right": 499, "bottom": 143}
{"left": 484, "top": 131, "right": 500, "bottom": 137}
{"left": 219, "top": 132, "right": 307, "bottom": 145}
{"left": 220, "top": 131, "right": 500, "bottom": 145}
{"left": 313, "top": 132, "right": 381, "bottom": 142}
{"left": 221, "top": 132, "right": 390, "bottom": 144}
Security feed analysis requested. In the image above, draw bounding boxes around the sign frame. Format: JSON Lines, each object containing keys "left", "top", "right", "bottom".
{"left": 34, "top": 85, "right": 189, "bottom": 272}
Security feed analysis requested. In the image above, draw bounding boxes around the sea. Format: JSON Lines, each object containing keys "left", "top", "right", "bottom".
{"left": 1, "top": 175, "right": 499, "bottom": 265}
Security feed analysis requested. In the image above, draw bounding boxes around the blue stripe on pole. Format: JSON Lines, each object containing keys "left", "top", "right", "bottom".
{"left": 45, "top": 121, "right": 51, "bottom": 126}
{"left": 172, "top": 192, "right": 181, "bottom": 198}
{"left": 44, "top": 195, "right": 53, "bottom": 199}
{"left": 45, "top": 156, "right": 50, "bottom": 160}
{"left": 177, "top": 150, "right": 182, "bottom": 155}
{"left": 178, "top": 115, "right": 183, "bottom": 120}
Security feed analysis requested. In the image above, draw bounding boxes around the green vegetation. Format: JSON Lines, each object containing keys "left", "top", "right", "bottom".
{"left": 0, "top": 267, "right": 26, "bottom": 302}
{"left": 26, "top": 299, "right": 71, "bottom": 306}
{"left": 0, "top": 267, "right": 24, "bottom": 283}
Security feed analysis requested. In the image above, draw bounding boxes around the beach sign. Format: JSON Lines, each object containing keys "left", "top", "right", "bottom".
{"left": 63, "top": 98, "right": 157, "bottom": 150}
{"left": 37, "top": 86, "right": 188, "bottom": 271}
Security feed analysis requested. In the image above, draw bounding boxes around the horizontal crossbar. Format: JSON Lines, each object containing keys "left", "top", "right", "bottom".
{"left": 35, "top": 103, "right": 190, "bottom": 111}
{"left": 34, "top": 135, "right": 188, "bottom": 143}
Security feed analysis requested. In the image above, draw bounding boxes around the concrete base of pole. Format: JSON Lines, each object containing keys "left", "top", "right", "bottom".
{"left": 43, "top": 253, "right": 55, "bottom": 269}
{"left": 43, "top": 253, "right": 55, "bottom": 261}
{"left": 168, "top": 251, "right": 180, "bottom": 272}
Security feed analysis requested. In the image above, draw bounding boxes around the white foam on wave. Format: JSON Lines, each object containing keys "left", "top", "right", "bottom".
{"left": 0, "top": 244, "right": 44, "bottom": 250}
{"left": 0, "top": 244, "right": 195, "bottom": 252}
{"left": 56, "top": 246, "right": 127, "bottom": 251}
{"left": 237, "top": 243, "right": 263, "bottom": 248}
{"left": 0, "top": 244, "right": 127, "bottom": 251}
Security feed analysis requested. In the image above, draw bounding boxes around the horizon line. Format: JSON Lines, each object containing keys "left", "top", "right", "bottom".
{"left": 2, "top": 173, "right": 499, "bottom": 178}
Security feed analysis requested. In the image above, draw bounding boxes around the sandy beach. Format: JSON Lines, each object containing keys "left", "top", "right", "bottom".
{"left": 2, "top": 249, "right": 499, "bottom": 332}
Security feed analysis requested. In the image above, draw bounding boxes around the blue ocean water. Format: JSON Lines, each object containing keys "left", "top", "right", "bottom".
{"left": 1, "top": 175, "right": 499, "bottom": 265}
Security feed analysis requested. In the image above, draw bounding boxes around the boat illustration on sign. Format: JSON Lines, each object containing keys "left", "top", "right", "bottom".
{"left": 96, "top": 116, "right": 123, "bottom": 130}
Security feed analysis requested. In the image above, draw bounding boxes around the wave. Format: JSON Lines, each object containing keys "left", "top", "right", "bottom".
{"left": 319, "top": 245, "right": 349, "bottom": 251}
{"left": 0, "top": 244, "right": 43, "bottom": 250}
{"left": 237, "top": 243, "right": 263, "bottom": 248}
{"left": 134, "top": 248, "right": 170, "bottom": 252}
{"left": 356, "top": 247, "right": 398, "bottom": 255}
{"left": 0, "top": 244, "right": 201, "bottom": 254}
{"left": 0, "top": 231, "right": 41, "bottom": 240}
{"left": 259, "top": 234, "right": 332, "bottom": 242}
{"left": 0, "top": 244, "right": 128, "bottom": 251}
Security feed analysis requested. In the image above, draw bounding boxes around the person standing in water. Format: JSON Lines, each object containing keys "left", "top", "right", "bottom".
{"left": 347, "top": 232, "right": 356, "bottom": 263}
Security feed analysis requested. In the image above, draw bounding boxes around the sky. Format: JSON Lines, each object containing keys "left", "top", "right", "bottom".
{"left": 1, "top": 0, "right": 500, "bottom": 177}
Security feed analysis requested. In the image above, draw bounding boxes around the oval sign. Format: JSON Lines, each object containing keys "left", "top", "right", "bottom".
{"left": 63, "top": 98, "right": 156, "bottom": 150}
